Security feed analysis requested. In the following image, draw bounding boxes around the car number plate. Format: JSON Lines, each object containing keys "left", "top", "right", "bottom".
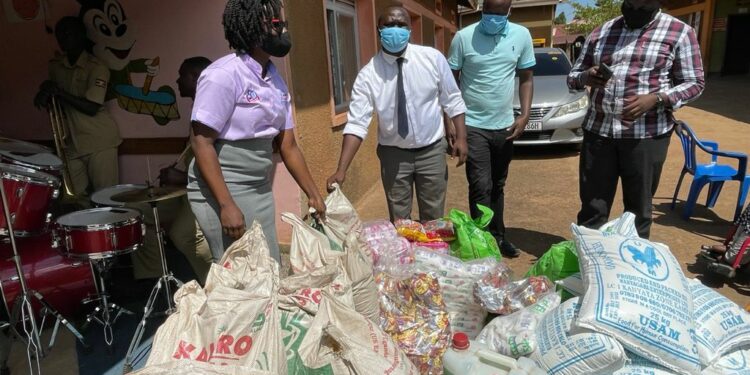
{"left": 525, "top": 121, "right": 542, "bottom": 131}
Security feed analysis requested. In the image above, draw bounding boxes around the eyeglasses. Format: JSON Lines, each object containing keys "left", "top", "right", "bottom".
{"left": 270, "top": 18, "right": 287, "bottom": 32}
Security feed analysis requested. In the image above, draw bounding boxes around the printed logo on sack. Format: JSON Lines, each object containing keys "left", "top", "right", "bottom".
{"left": 619, "top": 239, "right": 669, "bottom": 281}
{"left": 718, "top": 349, "right": 748, "bottom": 370}
{"left": 172, "top": 334, "right": 254, "bottom": 363}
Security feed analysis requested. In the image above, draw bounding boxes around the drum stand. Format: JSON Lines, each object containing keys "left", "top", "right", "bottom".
{"left": 81, "top": 257, "right": 133, "bottom": 349}
{"left": 123, "top": 201, "right": 183, "bottom": 373}
{"left": 0, "top": 173, "right": 87, "bottom": 373}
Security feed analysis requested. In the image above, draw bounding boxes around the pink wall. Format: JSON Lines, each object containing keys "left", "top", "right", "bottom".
{"left": 0, "top": 0, "right": 300, "bottom": 241}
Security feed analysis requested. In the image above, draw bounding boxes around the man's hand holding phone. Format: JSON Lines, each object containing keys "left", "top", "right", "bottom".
{"left": 581, "top": 63, "right": 612, "bottom": 89}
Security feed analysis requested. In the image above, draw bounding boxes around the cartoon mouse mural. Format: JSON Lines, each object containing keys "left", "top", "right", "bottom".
{"left": 78, "top": 0, "right": 179, "bottom": 125}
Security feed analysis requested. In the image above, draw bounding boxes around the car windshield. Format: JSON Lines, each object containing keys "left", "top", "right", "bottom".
{"left": 530, "top": 51, "right": 572, "bottom": 76}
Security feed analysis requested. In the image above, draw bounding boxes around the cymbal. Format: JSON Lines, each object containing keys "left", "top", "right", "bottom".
{"left": 0, "top": 137, "right": 52, "bottom": 155}
{"left": 111, "top": 186, "right": 186, "bottom": 204}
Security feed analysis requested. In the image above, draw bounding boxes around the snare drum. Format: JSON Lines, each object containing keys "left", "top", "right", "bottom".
{"left": 0, "top": 163, "right": 60, "bottom": 236}
{"left": 0, "top": 150, "right": 63, "bottom": 178}
{"left": 91, "top": 184, "right": 147, "bottom": 207}
{"left": 54, "top": 207, "right": 144, "bottom": 260}
{"left": 0, "top": 233, "right": 95, "bottom": 320}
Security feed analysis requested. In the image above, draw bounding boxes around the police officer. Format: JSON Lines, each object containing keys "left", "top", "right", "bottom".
{"left": 34, "top": 16, "right": 121, "bottom": 197}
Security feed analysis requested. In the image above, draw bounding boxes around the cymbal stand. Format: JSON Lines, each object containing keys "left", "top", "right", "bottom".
{"left": 0, "top": 171, "right": 89, "bottom": 373}
{"left": 123, "top": 198, "right": 183, "bottom": 373}
{"left": 0, "top": 173, "right": 42, "bottom": 374}
{"left": 81, "top": 257, "right": 134, "bottom": 349}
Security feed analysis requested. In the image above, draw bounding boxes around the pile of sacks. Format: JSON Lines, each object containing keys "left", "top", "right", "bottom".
{"left": 531, "top": 213, "right": 750, "bottom": 375}
{"left": 134, "top": 185, "right": 418, "bottom": 374}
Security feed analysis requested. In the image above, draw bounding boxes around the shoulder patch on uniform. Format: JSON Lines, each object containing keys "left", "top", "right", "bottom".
{"left": 95, "top": 78, "right": 107, "bottom": 88}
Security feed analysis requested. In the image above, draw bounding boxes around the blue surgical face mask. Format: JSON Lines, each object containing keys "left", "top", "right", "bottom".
{"left": 480, "top": 13, "right": 508, "bottom": 35}
{"left": 379, "top": 26, "right": 411, "bottom": 54}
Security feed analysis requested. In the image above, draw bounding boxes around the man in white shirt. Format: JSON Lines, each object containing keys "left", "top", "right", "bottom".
{"left": 327, "top": 6, "right": 468, "bottom": 221}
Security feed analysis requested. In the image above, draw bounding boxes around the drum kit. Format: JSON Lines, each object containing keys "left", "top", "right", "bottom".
{"left": 1, "top": 132, "right": 186, "bottom": 369}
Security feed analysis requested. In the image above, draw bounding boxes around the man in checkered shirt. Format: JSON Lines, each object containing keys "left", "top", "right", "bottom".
{"left": 568, "top": 0, "right": 705, "bottom": 239}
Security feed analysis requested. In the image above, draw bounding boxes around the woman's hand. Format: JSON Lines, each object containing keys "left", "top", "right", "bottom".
{"left": 220, "top": 202, "right": 245, "bottom": 239}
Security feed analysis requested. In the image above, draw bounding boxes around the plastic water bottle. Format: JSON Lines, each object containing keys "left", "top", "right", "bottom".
{"left": 444, "top": 332, "right": 518, "bottom": 375}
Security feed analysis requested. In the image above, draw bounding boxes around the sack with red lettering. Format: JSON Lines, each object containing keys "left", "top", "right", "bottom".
{"left": 132, "top": 362, "right": 274, "bottom": 374}
{"left": 283, "top": 212, "right": 345, "bottom": 274}
{"left": 205, "top": 221, "right": 280, "bottom": 293}
{"left": 316, "top": 183, "right": 362, "bottom": 251}
{"left": 298, "top": 291, "right": 419, "bottom": 374}
{"left": 341, "top": 232, "right": 379, "bottom": 322}
{"left": 146, "top": 281, "right": 286, "bottom": 373}
{"left": 279, "top": 264, "right": 354, "bottom": 375}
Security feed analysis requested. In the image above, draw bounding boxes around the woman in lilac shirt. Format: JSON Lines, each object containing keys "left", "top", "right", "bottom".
{"left": 188, "top": 0, "right": 326, "bottom": 261}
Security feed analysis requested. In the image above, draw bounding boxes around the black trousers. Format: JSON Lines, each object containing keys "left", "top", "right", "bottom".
{"left": 466, "top": 126, "right": 514, "bottom": 241}
{"left": 577, "top": 130, "right": 671, "bottom": 239}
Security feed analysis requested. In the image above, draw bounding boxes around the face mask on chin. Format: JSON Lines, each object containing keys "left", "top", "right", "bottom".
{"left": 621, "top": 1, "right": 659, "bottom": 29}
{"left": 261, "top": 32, "right": 292, "bottom": 57}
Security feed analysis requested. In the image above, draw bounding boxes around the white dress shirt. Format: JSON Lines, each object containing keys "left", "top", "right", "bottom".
{"left": 344, "top": 44, "right": 466, "bottom": 149}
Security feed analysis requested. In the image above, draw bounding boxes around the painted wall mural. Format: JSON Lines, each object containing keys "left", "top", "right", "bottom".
{"left": 78, "top": 0, "right": 179, "bottom": 125}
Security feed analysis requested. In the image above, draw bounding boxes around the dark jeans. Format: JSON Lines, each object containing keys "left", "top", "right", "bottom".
{"left": 466, "top": 126, "right": 514, "bottom": 241}
{"left": 577, "top": 130, "right": 671, "bottom": 239}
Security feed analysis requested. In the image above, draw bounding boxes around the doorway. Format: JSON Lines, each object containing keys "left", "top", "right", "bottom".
{"left": 721, "top": 14, "right": 750, "bottom": 75}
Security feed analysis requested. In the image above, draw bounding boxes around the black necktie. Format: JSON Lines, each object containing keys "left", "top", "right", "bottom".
{"left": 396, "top": 57, "right": 409, "bottom": 138}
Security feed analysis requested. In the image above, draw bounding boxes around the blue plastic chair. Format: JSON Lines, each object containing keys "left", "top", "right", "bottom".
{"left": 671, "top": 121, "right": 749, "bottom": 222}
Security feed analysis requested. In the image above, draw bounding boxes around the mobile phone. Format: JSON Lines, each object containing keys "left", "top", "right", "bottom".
{"left": 598, "top": 63, "right": 613, "bottom": 81}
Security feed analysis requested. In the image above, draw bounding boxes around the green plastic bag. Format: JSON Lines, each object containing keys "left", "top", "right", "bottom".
{"left": 525, "top": 241, "right": 579, "bottom": 281}
{"left": 449, "top": 205, "right": 502, "bottom": 261}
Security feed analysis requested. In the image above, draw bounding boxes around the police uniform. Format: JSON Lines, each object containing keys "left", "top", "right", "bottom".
{"left": 49, "top": 51, "right": 121, "bottom": 195}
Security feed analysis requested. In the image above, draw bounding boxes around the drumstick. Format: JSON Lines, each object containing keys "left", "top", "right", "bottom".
{"left": 141, "top": 57, "right": 160, "bottom": 95}
{"left": 147, "top": 157, "right": 153, "bottom": 186}
{"left": 171, "top": 146, "right": 191, "bottom": 168}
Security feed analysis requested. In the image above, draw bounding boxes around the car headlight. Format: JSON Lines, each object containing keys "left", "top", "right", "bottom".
{"left": 551, "top": 95, "right": 589, "bottom": 119}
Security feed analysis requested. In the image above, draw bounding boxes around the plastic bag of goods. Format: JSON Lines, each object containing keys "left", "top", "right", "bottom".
{"left": 525, "top": 241, "right": 579, "bottom": 282}
{"left": 474, "top": 273, "right": 554, "bottom": 315}
{"left": 423, "top": 219, "right": 455, "bottom": 242}
{"left": 571, "top": 213, "right": 701, "bottom": 375}
{"left": 371, "top": 236, "right": 414, "bottom": 269}
{"left": 278, "top": 264, "right": 354, "bottom": 375}
{"left": 702, "top": 347, "right": 750, "bottom": 375}
{"left": 449, "top": 205, "right": 502, "bottom": 261}
{"left": 530, "top": 297, "right": 626, "bottom": 375}
{"left": 375, "top": 270, "right": 451, "bottom": 374}
{"left": 688, "top": 278, "right": 750, "bottom": 366}
{"left": 610, "top": 351, "right": 679, "bottom": 375}
{"left": 145, "top": 281, "right": 286, "bottom": 373}
{"left": 476, "top": 292, "right": 561, "bottom": 358}
{"left": 297, "top": 291, "right": 419, "bottom": 375}
{"left": 396, "top": 219, "right": 432, "bottom": 243}
{"left": 412, "top": 241, "right": 450, "bottom": 256}
{"left": 412, "top": 249, "right": 497, "bottom": 338}
{"left": 362, "top": 220, "right": 398, "bottom": 244}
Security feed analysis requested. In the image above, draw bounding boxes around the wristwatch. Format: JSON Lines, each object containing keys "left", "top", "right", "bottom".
{"left": 655, "top": 93, "right": 665, "bottom": 107}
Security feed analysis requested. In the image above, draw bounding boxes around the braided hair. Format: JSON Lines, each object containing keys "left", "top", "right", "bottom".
{"left": 223, "top": 0, "right": 282, "bottom": 52}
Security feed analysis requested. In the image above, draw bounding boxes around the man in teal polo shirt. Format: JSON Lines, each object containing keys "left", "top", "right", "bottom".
{"left": 448, "top": 0, "right": 535, "bottom": 257}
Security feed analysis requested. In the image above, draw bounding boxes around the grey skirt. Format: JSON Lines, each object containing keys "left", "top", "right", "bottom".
{"left": 187, "top": 138, "right": 279, "bottom": 262}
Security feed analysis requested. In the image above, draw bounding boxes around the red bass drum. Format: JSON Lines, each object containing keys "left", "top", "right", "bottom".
{"left": 0, "top": 233, "right": 95, "bottom": 320}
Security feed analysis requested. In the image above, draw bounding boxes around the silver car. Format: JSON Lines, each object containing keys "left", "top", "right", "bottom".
{"left": 513, "top": 48, "right": 588, "bottom": 145}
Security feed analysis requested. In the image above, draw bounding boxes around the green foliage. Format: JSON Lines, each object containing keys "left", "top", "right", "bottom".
{"left": 566, "top": 0, "right": 623, "bottom": 35}
{"left": 554, "top": 12, "right": 568, "bottom": 25}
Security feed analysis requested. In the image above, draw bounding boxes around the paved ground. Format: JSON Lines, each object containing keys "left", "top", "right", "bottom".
{"left": 6, "top": 76, "right": 749, "bottom": 374}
